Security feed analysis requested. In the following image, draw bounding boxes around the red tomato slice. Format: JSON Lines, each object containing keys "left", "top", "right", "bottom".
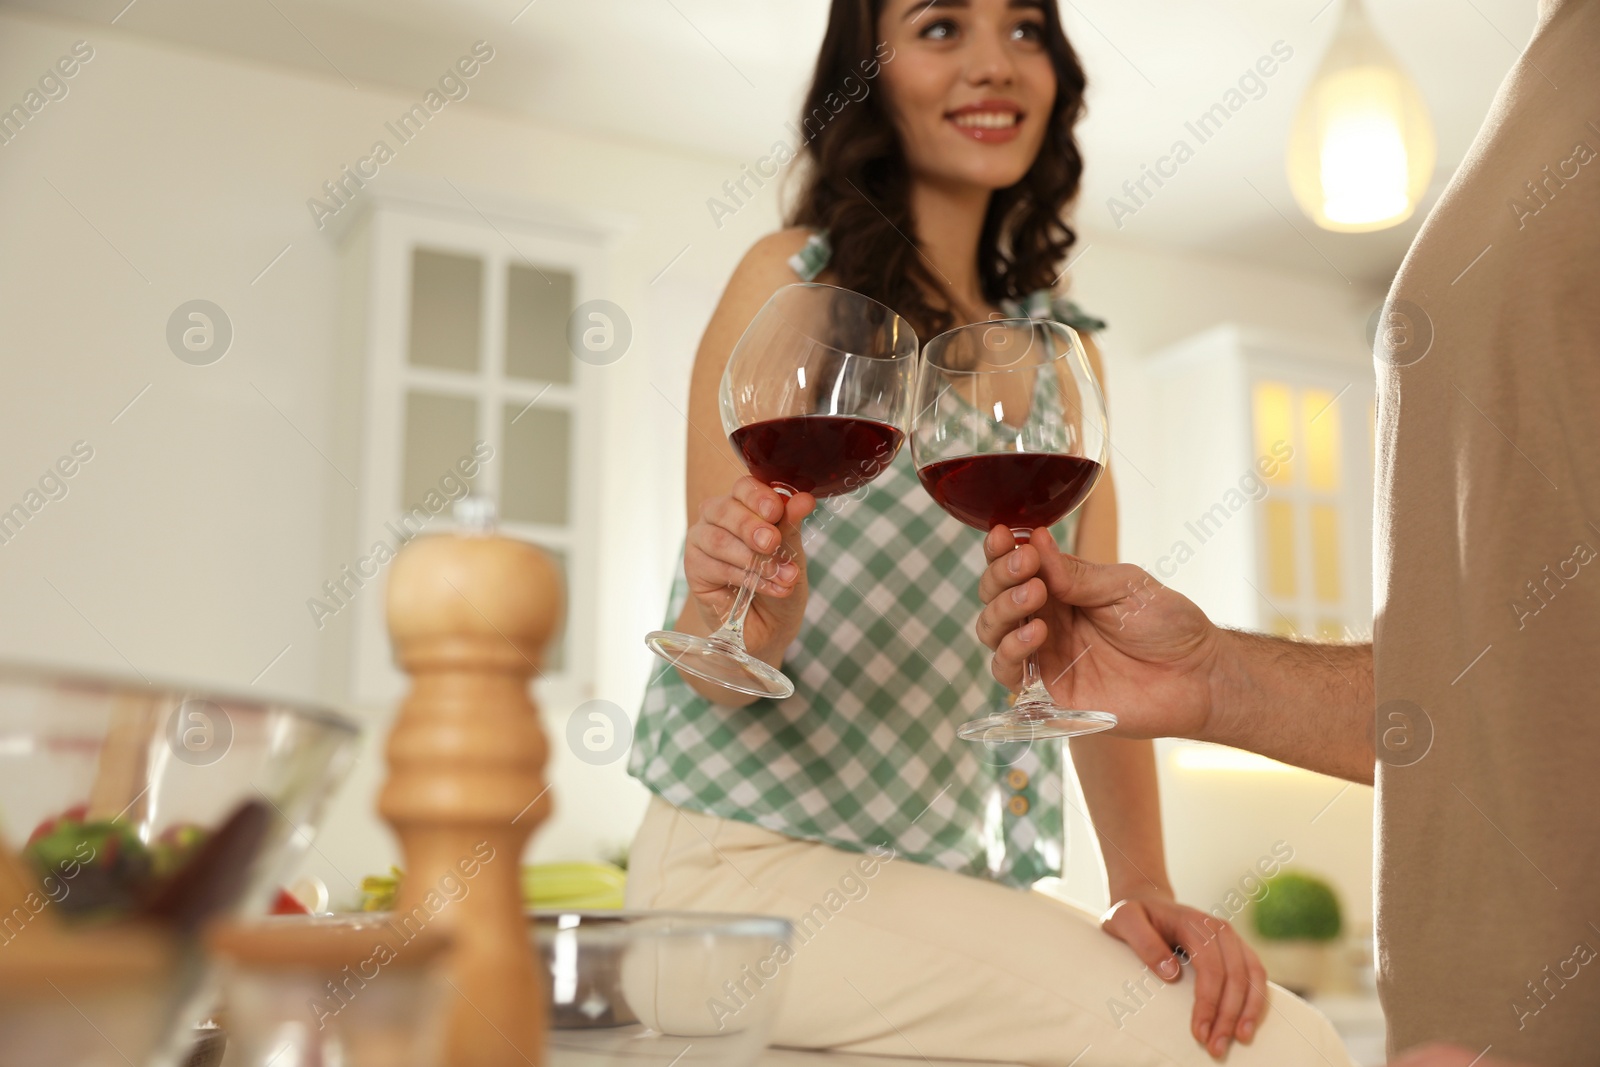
{"left": 270, "top": 888, "right": 310, "bottom": 915}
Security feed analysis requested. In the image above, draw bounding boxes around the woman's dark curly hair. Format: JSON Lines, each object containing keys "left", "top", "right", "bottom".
{"left": 788, "top": 0, "right": 1087, "bottom": 340}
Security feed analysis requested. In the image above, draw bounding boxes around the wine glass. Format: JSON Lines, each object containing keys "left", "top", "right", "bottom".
{"left": 647, "top": 283, "right": 918, "bottom": 698}
{"left": 911, "top": 317, "right": 1116, "bottom": 742}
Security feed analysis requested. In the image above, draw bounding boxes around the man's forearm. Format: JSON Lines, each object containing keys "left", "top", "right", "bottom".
{"left": 1203, "top": 631, "right": 1375, "bottom": 784}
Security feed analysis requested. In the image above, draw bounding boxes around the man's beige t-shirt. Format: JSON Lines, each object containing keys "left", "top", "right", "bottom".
{"left": 1374, "top": 1, "right": 1600, "bottom": 1061}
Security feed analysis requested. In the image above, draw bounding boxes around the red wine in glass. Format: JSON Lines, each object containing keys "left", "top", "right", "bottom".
{"left": 730, "top": 415, "right": 904, "bottom": 498}
{"left": 917, "top": 453, "right": 1101, "bottom": 533}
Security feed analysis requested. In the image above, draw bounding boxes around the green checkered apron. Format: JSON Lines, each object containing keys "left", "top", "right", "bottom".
{"left": 628, "top": 233, "right": 1106, "bottom": 888}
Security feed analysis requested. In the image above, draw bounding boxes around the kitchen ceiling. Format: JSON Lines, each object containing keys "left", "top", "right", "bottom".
{"left": 4, "top": 0, "right": 1539, "bottom": 288}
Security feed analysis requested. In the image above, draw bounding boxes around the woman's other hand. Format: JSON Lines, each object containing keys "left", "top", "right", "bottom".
{"left": 1101, "top": 890, "right": 1268, "bottom": 1059}
{"left": 682, "top": 475, "right": 816, "bottom": 667}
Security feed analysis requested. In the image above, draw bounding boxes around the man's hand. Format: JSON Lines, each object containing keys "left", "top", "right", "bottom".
{"left": 1102, "top": 891, "right": 1268, "bottom": 1059}
{"left": 975, "top": 526, "right": 1223, "bottom": 740}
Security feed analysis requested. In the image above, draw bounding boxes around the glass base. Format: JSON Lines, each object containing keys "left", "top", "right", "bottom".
{"left": 957, "top": 699, "right": 1116, "bottom": 743}
{"left": 645, "top": 630, "right": 795, "bottom": 700}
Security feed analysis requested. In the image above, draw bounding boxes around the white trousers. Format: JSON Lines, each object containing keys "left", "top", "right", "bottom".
{"left": 625, "top": 797, "right": 1354, "bottom": 1067}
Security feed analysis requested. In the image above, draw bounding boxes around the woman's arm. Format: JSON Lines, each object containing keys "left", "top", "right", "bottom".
{"left": 670, "top": 229, "right": 818, "bottom": 706}
{"left": 1062, "top": 336, "right": 1267, "bottom": 1058}
{"left": 1066, "top": 475, "right": 1172, "bottom": 899}
{"left": 1064, "top": 335, "right": 1172, "bottom": 899}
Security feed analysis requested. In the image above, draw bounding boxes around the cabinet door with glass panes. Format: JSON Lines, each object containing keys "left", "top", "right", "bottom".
{"left": 1146, "top": 326, "right": 1373, "bottom": 645}
{"left": 348, "top": 206, "right": 604, "bottom": 711}
{"left": 1245, "top": 355, "right": 1374, "bottom": 643}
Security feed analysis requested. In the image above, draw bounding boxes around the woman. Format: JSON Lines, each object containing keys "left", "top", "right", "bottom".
{"left": 627, "top": 2, "right": 1353, "bottom": 1064}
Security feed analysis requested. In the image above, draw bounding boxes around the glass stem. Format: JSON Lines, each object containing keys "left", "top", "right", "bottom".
{"left": 1013, "top": 531, "right": 1053, "bottom": 712}
{"left": 712, "top": 486, "right": 792, "bottom": 651}
{"left": 712, "top": 553, "right": 768, "bottom": 650}
{"left": 1018, "top": 649, "right": 1053, "bottom": 710}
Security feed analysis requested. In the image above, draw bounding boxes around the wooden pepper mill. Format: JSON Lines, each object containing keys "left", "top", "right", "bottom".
{"left": 378, "top": 502, "right": 563, "bottom": 1067}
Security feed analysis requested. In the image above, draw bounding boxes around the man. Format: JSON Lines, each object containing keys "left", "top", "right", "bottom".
{"left": 976, "top": 1, "right": 1598, "bottom": 1064}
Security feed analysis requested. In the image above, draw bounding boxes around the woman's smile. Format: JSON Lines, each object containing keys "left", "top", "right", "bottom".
{"left": 946, "top": 99, "right": 1025, "bottom": 142}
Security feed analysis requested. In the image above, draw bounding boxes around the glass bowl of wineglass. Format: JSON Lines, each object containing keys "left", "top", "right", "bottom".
{"left": 911, "top": 318, "right": 1116, "bottom": 742}
{"left": 646, "top": 283, "right": 918, "bottom": 699}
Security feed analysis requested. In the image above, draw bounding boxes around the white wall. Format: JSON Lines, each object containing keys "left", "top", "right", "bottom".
{"left": 0, "top": 7, "right": 1380, "bottom": 930}
{"left": 0, "top": 8, "right": 768, "bottom": 898}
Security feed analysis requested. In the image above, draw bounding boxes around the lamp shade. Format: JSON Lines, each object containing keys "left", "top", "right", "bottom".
{"left": 1287, "top": 0, "right": 1435, "bottom": 232}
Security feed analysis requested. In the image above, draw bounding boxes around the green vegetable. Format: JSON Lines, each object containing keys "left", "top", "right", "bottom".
{"left": 1252, "top": 871, "right": 1342, "bottom": 942}
{"left": 523, "top": 862, "right": 626, "bottom": 910}
{"left": 150, "top": 823, "right": 208, "bottom": 879}
{"left": 25, "top": 816, "right": 151, "bottom": 919}
{"left": 358, "top": 862, "right": 627, "bottom": 912}
{"left": 360, "top": 867, "right": 404, "bottom": 912}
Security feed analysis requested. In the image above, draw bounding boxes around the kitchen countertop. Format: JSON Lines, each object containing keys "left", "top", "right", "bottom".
{"left": 757, "top": 1050, "right": 1012, "bottom": 1066}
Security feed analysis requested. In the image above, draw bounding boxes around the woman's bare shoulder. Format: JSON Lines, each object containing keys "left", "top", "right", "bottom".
{"left": 712, "top": 228, "right": 816, "bottom": 320}
{"left": 1080, "top": 330, "right": 1108, "bottom": 384}
{"left": 732, "top": 227, "right": 814, "bottom": 282}
{"left": 694, "top": 229, "right": 816, "bottom": 370}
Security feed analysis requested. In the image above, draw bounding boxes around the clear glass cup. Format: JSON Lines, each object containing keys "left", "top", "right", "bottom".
{"left": 208, "top": 915, "right": 449, "bottom": 1067}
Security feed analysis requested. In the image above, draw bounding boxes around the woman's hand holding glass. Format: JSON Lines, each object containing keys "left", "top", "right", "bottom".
{"left": 647, "top": 282, "right": 916, "bottom": 699}
{"left": 682, "top": 476, "right": 816, "bottom": 667}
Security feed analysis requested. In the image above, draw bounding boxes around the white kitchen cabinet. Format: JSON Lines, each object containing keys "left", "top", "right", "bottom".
{"left": 1146, "top": 325, "right": 1375, "bottom": 640}
{"left": 324, "top": 179, "right": 613, "bottom": 715}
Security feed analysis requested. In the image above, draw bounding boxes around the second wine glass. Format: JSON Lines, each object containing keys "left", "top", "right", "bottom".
{"left": 911, "top": 317, "right": 1117, "bottom": 742}
{"left": 646, "top": 283, "right": 918, "bottom": 699}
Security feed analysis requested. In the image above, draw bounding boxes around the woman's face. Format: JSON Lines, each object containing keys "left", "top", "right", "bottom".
{"left": 876, "top": 0, "right": 1058, "bottom": 193}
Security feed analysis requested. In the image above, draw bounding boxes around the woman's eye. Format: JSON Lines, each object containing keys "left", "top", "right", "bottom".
{"left": 1011, "top": 20, "right": 1045, "bottom": 43}
{"left": 920, "top": 18, "right": 959, "bottom": 41}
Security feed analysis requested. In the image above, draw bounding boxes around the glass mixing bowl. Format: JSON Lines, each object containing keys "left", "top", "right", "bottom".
{"left": 0, "top": 660, "right": 360, "bottom": 1066}
{"left": 534, "top": 911, "right": 795, "bottom": 1067}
